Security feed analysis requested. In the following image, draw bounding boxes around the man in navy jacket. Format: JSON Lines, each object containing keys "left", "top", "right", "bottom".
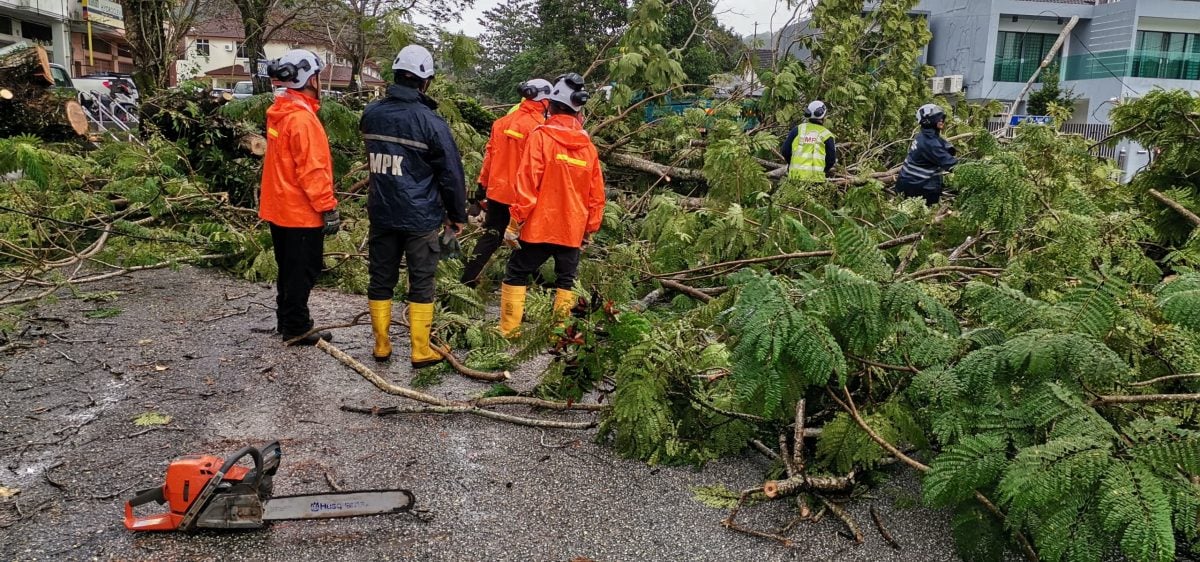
{"left": 895, "top": 103, "right": 959, "bottom": 205}
{"left": 361, "top": 44, "right": 467, "bottom": 368}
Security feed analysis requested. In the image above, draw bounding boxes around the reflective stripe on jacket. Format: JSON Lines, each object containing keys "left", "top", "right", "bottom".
{"left": 787, "top": 123, "right": 834, "bottom": 181}
{"left": 259, "top": 90, "right": 336, "bottom": 228}
{"left": 511, "top": 114, "right": 606, "bottom": 248}
{"left": 361, "top": 85, "right": 467, "bottom": 232}
{"left": 477, "top": 99, "right": 545, "bottom": 206}
{"left": 896, "top": 128, "right": 959, "bottom": 193}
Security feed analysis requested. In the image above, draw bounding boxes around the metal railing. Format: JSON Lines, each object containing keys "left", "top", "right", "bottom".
{"left": 986, "top": 119, "right": 1116, "bottom": 159}
{"left": 1063, "top": 49, "right": 1200, "bottom": 81}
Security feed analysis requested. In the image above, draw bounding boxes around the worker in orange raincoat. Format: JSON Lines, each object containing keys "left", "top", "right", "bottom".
{"left": 460, "top": 78, "right": 552, "bottom": 288}
{"left": 498, "top": 73, "right": 606, "bottom": 336}
{"left": 259, "top": 49, "right": 339, "bottom": 345}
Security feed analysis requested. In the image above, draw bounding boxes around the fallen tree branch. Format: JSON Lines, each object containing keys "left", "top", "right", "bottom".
{"left": 828, "top": 386, "right": 1039, "bottom": 561}
{"left": 1090, "top": 393, "right": 1200, "bottom": 406}
{"left": 1123, "top": 373, "right": 1200, "bottom": 388}
{"left": 870, "top": 506, "right": 901, "bottom": 550}
{"left": 721, "top": 487, "right": 794, "bottom": 548}
{"left": 762, "top": 472, "right": 856, "bottom": 498}
{"left": 339, "top": 404, "right": 597, "bottom": 430}
{"left": 472, "top": 395, "right": 607, "bottom": 412}
{"left": 319, "top": 340, "right": 597, "bottom": 429}
{"left": 819, "top": 495, "right": 863, "bottom": 544}
{"left": 432, "top": 338, "right": 510, "bottom": 382}
{"left": 607, "top": 152, "right": 706, "bottom": 182}
{"left": 659, "top": 278, "right": 714, "bottom": 303}
{"left": 1148, "top": 189, "right": 1200, "bottom": 226}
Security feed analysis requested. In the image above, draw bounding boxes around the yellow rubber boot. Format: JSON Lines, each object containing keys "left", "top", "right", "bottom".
{"left": 369, "top": 300, "right": 393, "bottom": 362}
{"left": 553, "top": 288, "right": 576, "bottom": 320}
{"left": 408, "top": 302, "right": 443, "bottom": 369}
{"left": 499, "top": 283, "right": 527, "bottom": 337}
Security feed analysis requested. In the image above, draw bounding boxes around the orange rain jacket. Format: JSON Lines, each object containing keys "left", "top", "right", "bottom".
{"left": 477, "top": 99, "right": 546, "bottom": 206}
{"left": 510, "top": 114, "right": 606, "bottom": 248}
{"left": 259, "top": 90, "right": 337, "bottom": 228}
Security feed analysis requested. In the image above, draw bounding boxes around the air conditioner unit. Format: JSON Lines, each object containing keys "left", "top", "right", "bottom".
{"left": 224, "top": 44, "right": 234, "bottom": 52}
{"left": 928, "top": 77, "right": 944, "bottom": 95}
{"left": 942, "top": 75, "right": 964, "bottom": 94}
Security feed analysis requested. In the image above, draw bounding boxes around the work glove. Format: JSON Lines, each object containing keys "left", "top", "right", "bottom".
{"left": 503, "top": 218, "right": 522, "bottom": 250}
{"left": 440, "top": 223, "right": 462, "bottom": 260}
{"left": 468, "top": 200, "right": 484, "bottom": 218}
{"left": 948, "top": 145, "right": 958, "bottom": 157}
{"left": 321, "top": 209, "right": 341, "bottom": 236}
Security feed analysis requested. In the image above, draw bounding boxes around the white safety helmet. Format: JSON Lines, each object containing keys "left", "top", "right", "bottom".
{"left": 267, "top": 49, "right": 323, "bottom": 90}
{"left": 917, "top": 103, "right": 946, "bottom": 127}
{"left": 392, "top": 45, "right": 435, "bottom": 80}
{"left": 518, "top": 78, "right": 553, "bottom": 101}
{"left": 805, "top": 100, "right": 828, "bottom": 120}
{"left": 547, "top": 73, "right": 590, "bottom": 112}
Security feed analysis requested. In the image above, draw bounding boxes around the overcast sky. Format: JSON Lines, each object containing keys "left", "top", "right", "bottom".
{"left": 411, "top": 0, "right": 797, "bottom": 39}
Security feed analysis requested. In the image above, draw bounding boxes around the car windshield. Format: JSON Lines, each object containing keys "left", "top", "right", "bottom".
{"left": 233, "top": 83, "right": 253, "bottom": 94}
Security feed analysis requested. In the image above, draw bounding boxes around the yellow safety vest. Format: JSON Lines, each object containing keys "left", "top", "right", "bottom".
{"left": 788, "top": 123, "right": 833, "bottom": 182}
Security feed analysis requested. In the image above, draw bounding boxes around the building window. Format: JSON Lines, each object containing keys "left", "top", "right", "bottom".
{"left": 0, "top": 17, "right": 12, "bottom": 36}
{"left": 1132, "top": 31, "right": 1200, "bottom": 80}
{"left": 994, "top": 31, "right": 1061, "bottom": 82}
{"left": 21, "top": 22, "right": 53, "bottom": 43}
{"left": 196, "top": 38, "right": 210, "bottom": 57}
{"left": 235, "top": 42, "right": 248, "bottom": 58}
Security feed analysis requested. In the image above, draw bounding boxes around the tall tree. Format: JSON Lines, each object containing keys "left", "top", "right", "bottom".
{"left": 323, "top": 0, "right": 473, "bottom": 93}
{"left": 118, "top": 0, "right": 206, "bottom": 97}
{"left": 226, "top": 0, "right": 320, "bottom": 93}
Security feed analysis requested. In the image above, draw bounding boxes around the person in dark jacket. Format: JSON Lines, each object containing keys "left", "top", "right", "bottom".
{"left": 895, "top": 103, "right": 959, "bottom": 205}
{"left": 361, "top": 44, "right": 467, "bottom": 368}
{"left": 780, "top": 100, "right": 836, "bottom": 181}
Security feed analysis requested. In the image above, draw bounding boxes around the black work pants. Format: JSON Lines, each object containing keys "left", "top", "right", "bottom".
{"left": 269, "top": 223, "right": 325, "bottom": 336}
{"left": 460, "top": 199, "right": 510, "bottom": 286}
{"left": 368, "top": 227, "right": 439, "bottom": 303}
{"left": 895, "top": 179, "right": 943, "bottom": 206}
{"left": 503, "top": 241, "right": 580, "bottom": 289}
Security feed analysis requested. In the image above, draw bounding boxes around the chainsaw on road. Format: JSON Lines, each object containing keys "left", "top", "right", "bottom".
{"left": 124, "top": 441, "right": 415, "bottom": 531}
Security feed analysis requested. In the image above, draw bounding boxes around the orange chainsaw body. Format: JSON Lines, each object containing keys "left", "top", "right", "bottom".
{"left": 124, "top": 446, "right": 269, "bottom": 532}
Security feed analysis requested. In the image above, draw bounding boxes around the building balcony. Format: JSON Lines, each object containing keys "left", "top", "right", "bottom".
{"left": 1064, "top": 49, "right": 1200, "bottom": 81}
{"left": 993, "top": 56, "right": 1059, "bottom": 83}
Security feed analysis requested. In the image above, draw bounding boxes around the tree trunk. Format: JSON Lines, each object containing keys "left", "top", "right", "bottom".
{"left": 118, "top": 0, "right": 172, "bottom": 98}
{"left": 349, "top": 58, "right": 362, "bottom": 92}
{"left": 234, "top": 1, "right": 272, "bottom": 94}
{"left": 0, "top": 45, "right": 88, "bottom": 139}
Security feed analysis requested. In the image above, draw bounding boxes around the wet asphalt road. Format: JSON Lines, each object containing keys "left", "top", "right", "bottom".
{"left": 0, "top": 267, "right": 960, "bottom": 561}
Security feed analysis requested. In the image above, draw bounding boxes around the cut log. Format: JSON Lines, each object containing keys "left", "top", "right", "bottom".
{"left": 0, "top": 45, "right": 88, "bottom": 139}
{"left": 762, "top": 472, "right": 856, "bottom": 498}
{"left": 238, "top": 133, "right": 267, "bottom": 156}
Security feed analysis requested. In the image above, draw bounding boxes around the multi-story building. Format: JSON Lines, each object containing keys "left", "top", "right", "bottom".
{"left": 176, "top": 17, "right": 385, "bottom": 92}
{"left": 0, "top": 0, "right": 131, "bottom": 76}
{"left": 771, "top": 0, "right": 1200, "bottom": 180}
{"left": 0, "top": 0, "right": 72, "bottom": 67}
{"left": 916, "top": 0, "right": 1200, "bottom": 179}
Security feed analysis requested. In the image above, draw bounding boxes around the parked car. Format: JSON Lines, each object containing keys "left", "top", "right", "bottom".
{"left": 231, "top": 81, "right": 255, "bottom": 99}
{"left": 48, "top": 63, "right": 137, "bottom": 123}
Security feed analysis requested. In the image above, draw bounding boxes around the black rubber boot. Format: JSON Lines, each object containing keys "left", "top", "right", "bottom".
{"left": 281, "top": 331, "right": 333, "bottom": 346}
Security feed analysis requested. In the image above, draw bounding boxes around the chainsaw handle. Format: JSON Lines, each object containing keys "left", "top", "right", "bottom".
{"left": 220, "top": 446, "right": 264, "bottom": 488}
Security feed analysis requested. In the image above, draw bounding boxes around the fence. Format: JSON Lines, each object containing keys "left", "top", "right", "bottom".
{"left": 986, "top": 120, "right": 1116, "bottom": 159}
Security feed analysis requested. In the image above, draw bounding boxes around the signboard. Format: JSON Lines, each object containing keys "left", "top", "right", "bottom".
{"left": 256, "top": 59, "right": 269, "bottom": 78}
{"left": 76, "top": 0, "right": 123, "bottom": 29}
{"left": 1009, "top": 115, "right": 1053, "bottom": 126}
{"left": 78, "top": 0, "right": 123, "bottom": 28}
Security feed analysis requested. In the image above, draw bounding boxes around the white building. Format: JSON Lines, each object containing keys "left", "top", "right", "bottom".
{"left": 175, "top": 16, "right": 384, "bottom": 91}
{"left": 0, "top": 0, "right": 72, "bottom": 67}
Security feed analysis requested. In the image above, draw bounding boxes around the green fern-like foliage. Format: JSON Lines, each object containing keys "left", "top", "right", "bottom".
{"left": 951, "top": 154, "right": 1035, "bottom": 235}
{"left": 832, "top": 221, "right": 889, "bottom": 281}
{"left": 724, "top": 270, "right": 846, "bottom": 418}
{"left": 816, "top": 400, "right": 925, "bottom": 473}
{"left": 1156, "top": 272, "right": 1200, "bottom": 332}
{"left": 1100, "top": 461, "right": 1176, "bottom": 562}
{"left": 923, "top": 434, "right": 1008, "bottom": 507}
